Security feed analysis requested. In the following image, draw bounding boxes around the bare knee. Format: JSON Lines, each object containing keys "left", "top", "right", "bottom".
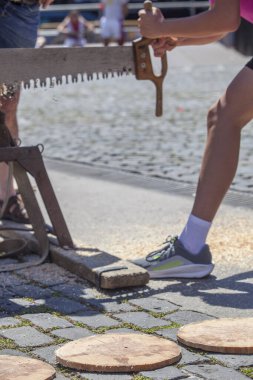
{"left": 206, "top": 98, "right": 247, "bottom": 135}
{"left": 207, "top": 103, "right": 219, "bottom": 133}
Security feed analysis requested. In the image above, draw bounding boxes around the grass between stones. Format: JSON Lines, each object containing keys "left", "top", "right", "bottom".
{"left": 0, "top": 337, "right": 17, "bottom": 350}
{"left": 241, "top": 367, "right": 253, "bottom": 379}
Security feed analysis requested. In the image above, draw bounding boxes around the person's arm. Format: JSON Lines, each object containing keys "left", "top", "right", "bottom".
{"left": 177, "top": 33, "right": 228, "bottom": 46}
{"left": 152, "top": 33, "right": 228, "bottom": 57}
{"left": 57, "top": 17, "right": 69, "bottom": 34}
{"left": 79, "top": 16, "right": 94, "bottom": 31}
{"left": 39, "top": 0, "right": 54, "bottom": 9}
{"left": 138, "top": 0, "right": 240, "bottom": 39}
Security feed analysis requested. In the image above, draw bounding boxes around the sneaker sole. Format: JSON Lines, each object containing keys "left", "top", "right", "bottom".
{"left": 148, "top": 263, "right": 214, "bottom": 279}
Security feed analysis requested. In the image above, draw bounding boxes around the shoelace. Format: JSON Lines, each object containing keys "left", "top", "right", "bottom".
{"left": 146, "top": 236, "right": 178, "bottom": 262}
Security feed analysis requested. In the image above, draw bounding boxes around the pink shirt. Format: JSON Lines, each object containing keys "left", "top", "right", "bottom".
{"left": 209, "top": 0, "right": 253, "bottom": 23}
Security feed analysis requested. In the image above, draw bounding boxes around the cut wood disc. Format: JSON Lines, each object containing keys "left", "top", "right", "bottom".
{"left": 56, "top": 333, "right": 181, "bottom": 372}
{"left": 177, "top": 317, "right": 253, "bottom": 354}
{"left": 0, "top": 355, "right": 56, "bottom": 380}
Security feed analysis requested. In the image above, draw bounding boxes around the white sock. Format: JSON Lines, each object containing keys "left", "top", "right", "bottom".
{"left": 179, "top": 214, "right": 212, "bottom": 255}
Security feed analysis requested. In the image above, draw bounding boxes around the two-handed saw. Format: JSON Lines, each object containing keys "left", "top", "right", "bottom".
{"left": 0, "top": 1, "right": 168, "bottom": 116}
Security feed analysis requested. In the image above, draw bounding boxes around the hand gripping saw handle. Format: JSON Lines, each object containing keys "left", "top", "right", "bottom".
{"left": 133, "top": 0, "right": 168, "bottom": 117}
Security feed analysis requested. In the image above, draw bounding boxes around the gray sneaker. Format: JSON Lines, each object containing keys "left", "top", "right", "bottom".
{"left": 133, "top": 236, "right": 214, "bottom": 279}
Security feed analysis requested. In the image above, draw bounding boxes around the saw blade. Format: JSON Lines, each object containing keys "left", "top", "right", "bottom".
{"left": 0, "top": 46, "right": 135, "bottom": 89}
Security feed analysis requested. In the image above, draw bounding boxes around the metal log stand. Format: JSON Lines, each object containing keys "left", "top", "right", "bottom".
{"left": 0, "top": 111, "right": 149, "bottom": 289}
{"left": 0, "top": 110, "right": 74, "bottom": 272}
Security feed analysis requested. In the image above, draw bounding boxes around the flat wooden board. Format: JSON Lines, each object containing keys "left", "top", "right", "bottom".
{"left": 56, "top": 333, "right": 181, "bottom": 372}
{"left": 0, "top": 221, "right": 149, "bottom": 289}
{"left": 177, "top": 317, "right": 253, "bottom": 354}
{"left": 0, "top": 355, "right": 56, "bottom": 380}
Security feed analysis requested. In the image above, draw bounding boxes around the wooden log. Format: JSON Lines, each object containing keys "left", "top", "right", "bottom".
{"left": 0, "top": 355, "right": 55, "bottom": 380}
{"left": 56, "top": 333, "right": 181, "bottom": 372}
{"left": 177, "top": 317, "right": 253, "bottom": 354}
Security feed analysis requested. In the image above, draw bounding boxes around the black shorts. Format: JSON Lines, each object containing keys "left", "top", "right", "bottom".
{"left": 246, "top": 57, "right": 253, "bottom": 70}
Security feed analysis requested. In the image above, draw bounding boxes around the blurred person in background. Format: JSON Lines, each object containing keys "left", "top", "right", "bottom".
{"left": 0, "top": 0, "right": 54, "bottom": 223}
{"left": 58, "top": 10, "right": 93, "bottom": 47}
{"left": 100, "top": 0, "right": 128, "bottom": 46}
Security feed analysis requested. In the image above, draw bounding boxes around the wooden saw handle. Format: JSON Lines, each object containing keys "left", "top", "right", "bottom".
{"left": 133, "top": 0, "right": 168, "bottom": 117}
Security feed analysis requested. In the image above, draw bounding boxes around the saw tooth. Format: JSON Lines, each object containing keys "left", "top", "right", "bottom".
{"left": 33, "top": 79, "right": 37, "bottom": 89}
{"left": 56, "top": 77, "right": 62, "bottom": 86}
{"left": 23, "top": 81, "right": 31, "bottom": 90}
{"left": 71, "top": 75, "right": 78, "bottom": 84}
{"left": 81, "top": 74, "right": 85, "bottom": 82}
{"left": 40, "top": 79, "right": 47, "bottom": 88}
{"left": 50, "top": 77, "right": 55, "bottom": 88}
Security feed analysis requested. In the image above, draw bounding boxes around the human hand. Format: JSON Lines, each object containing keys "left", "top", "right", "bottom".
{"left": 138, "top": 7, "right": 164, "bottom": 39}
{"left": 39, "top": 0, "right": 54, "bottom": 9}
{"left": 152, "top": 36, "right": 178, "bottom": 57}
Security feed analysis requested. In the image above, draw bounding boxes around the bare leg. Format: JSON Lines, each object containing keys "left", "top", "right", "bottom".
{"left": 192, "top": 66, "right": 253, "bottom": 222}
{"left": 103, "top": 38, "right": 110, "bottom": 46}
{"left": 0, "top": 90, "right": 20, "bottom": 200}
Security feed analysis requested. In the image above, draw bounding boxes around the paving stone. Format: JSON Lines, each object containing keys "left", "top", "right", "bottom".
{"left": 45, "top": 297, "right": 86, "bottom": 314}
{"left": 164, "top": 310, "right": 213, "bottom": 326}
{"left": 32, "top": 344, "right": 61, "bottom": 365}
{"left": 0, "top": 288, "right": 13, "bottom": 298}
{"left": 21, "top": 313, "right": 73, "bottom": 329}
{"left": 80, "top": 373, "right": 132, "bottom": 380}
{"left": 11, "top": 284, "right": 53, "bottom": 299}
{"left": 0, "top": 299, "right": 27, "bottom": 313}
{"left": 0, "top": 317, "right": 20, "bottom": 328}
{"left": 51, "top": 327, "right": 93, "bottom": 340}
{"left": 206, "top": 352, "right": 253, "bottom": 369}
{"left": 52, "top": 284, "right": 96, "bottom": 301}
{"left": 180, "top": 347, "right": 209, "bottom": 365}
{"left": 55, "top": 374, "right": 70, "bottom": 380}
{"left": 0, "top": 349, "right": 28, "bottom": 357}
{"left": 155, "top": 328, "right": 178, "bottom": 342}
{"left": 184, "top": 364, "right": 249, "bottom": 380}
{"left": 17, "top": 263, "right": 78, "bottom": 286}
{"left": 85, "top": 299, "right": 137, "bottom": 313}
{"left": 0, "top": 273, "right": 28, "bottom": 287}
{"left": 68, "top": 311, "right": 120, "bottom": 328}
{"left": 107, "top": 328, "right": 139, "bottom": 334}
{"left": 0, "top": 326, "right": 54, "bottom": 347}
{"left": 129, "top": 297, "right": 178, "bottom": 314}
{"left": 116, "top": 312, "right": 169, "bottom": 329}
{"left": 140, "top": 365, "right": 188, "bottom": 380}
{"left": 8, "top": 298, "right": 45, "bottom": 308}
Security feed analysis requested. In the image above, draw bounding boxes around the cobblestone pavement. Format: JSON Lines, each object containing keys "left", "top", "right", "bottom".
{"left": 19, "top": 61, "right": 253, "bottom": 194}
{"left": 0, "top": 262, "right": 252, "bottom": 380}
{"left": 7, "top": 47, "right": 252, "bottom": 379}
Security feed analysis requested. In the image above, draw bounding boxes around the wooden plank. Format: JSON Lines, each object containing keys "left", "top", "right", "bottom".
{"left": 56, "top": 333, "right": 181, "bottom": 372}
{"left": 177, "top": 317, "right": 253, "bottom": 354}
{"left": 0, "top": 221, "right": 149, "bottom": 289}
